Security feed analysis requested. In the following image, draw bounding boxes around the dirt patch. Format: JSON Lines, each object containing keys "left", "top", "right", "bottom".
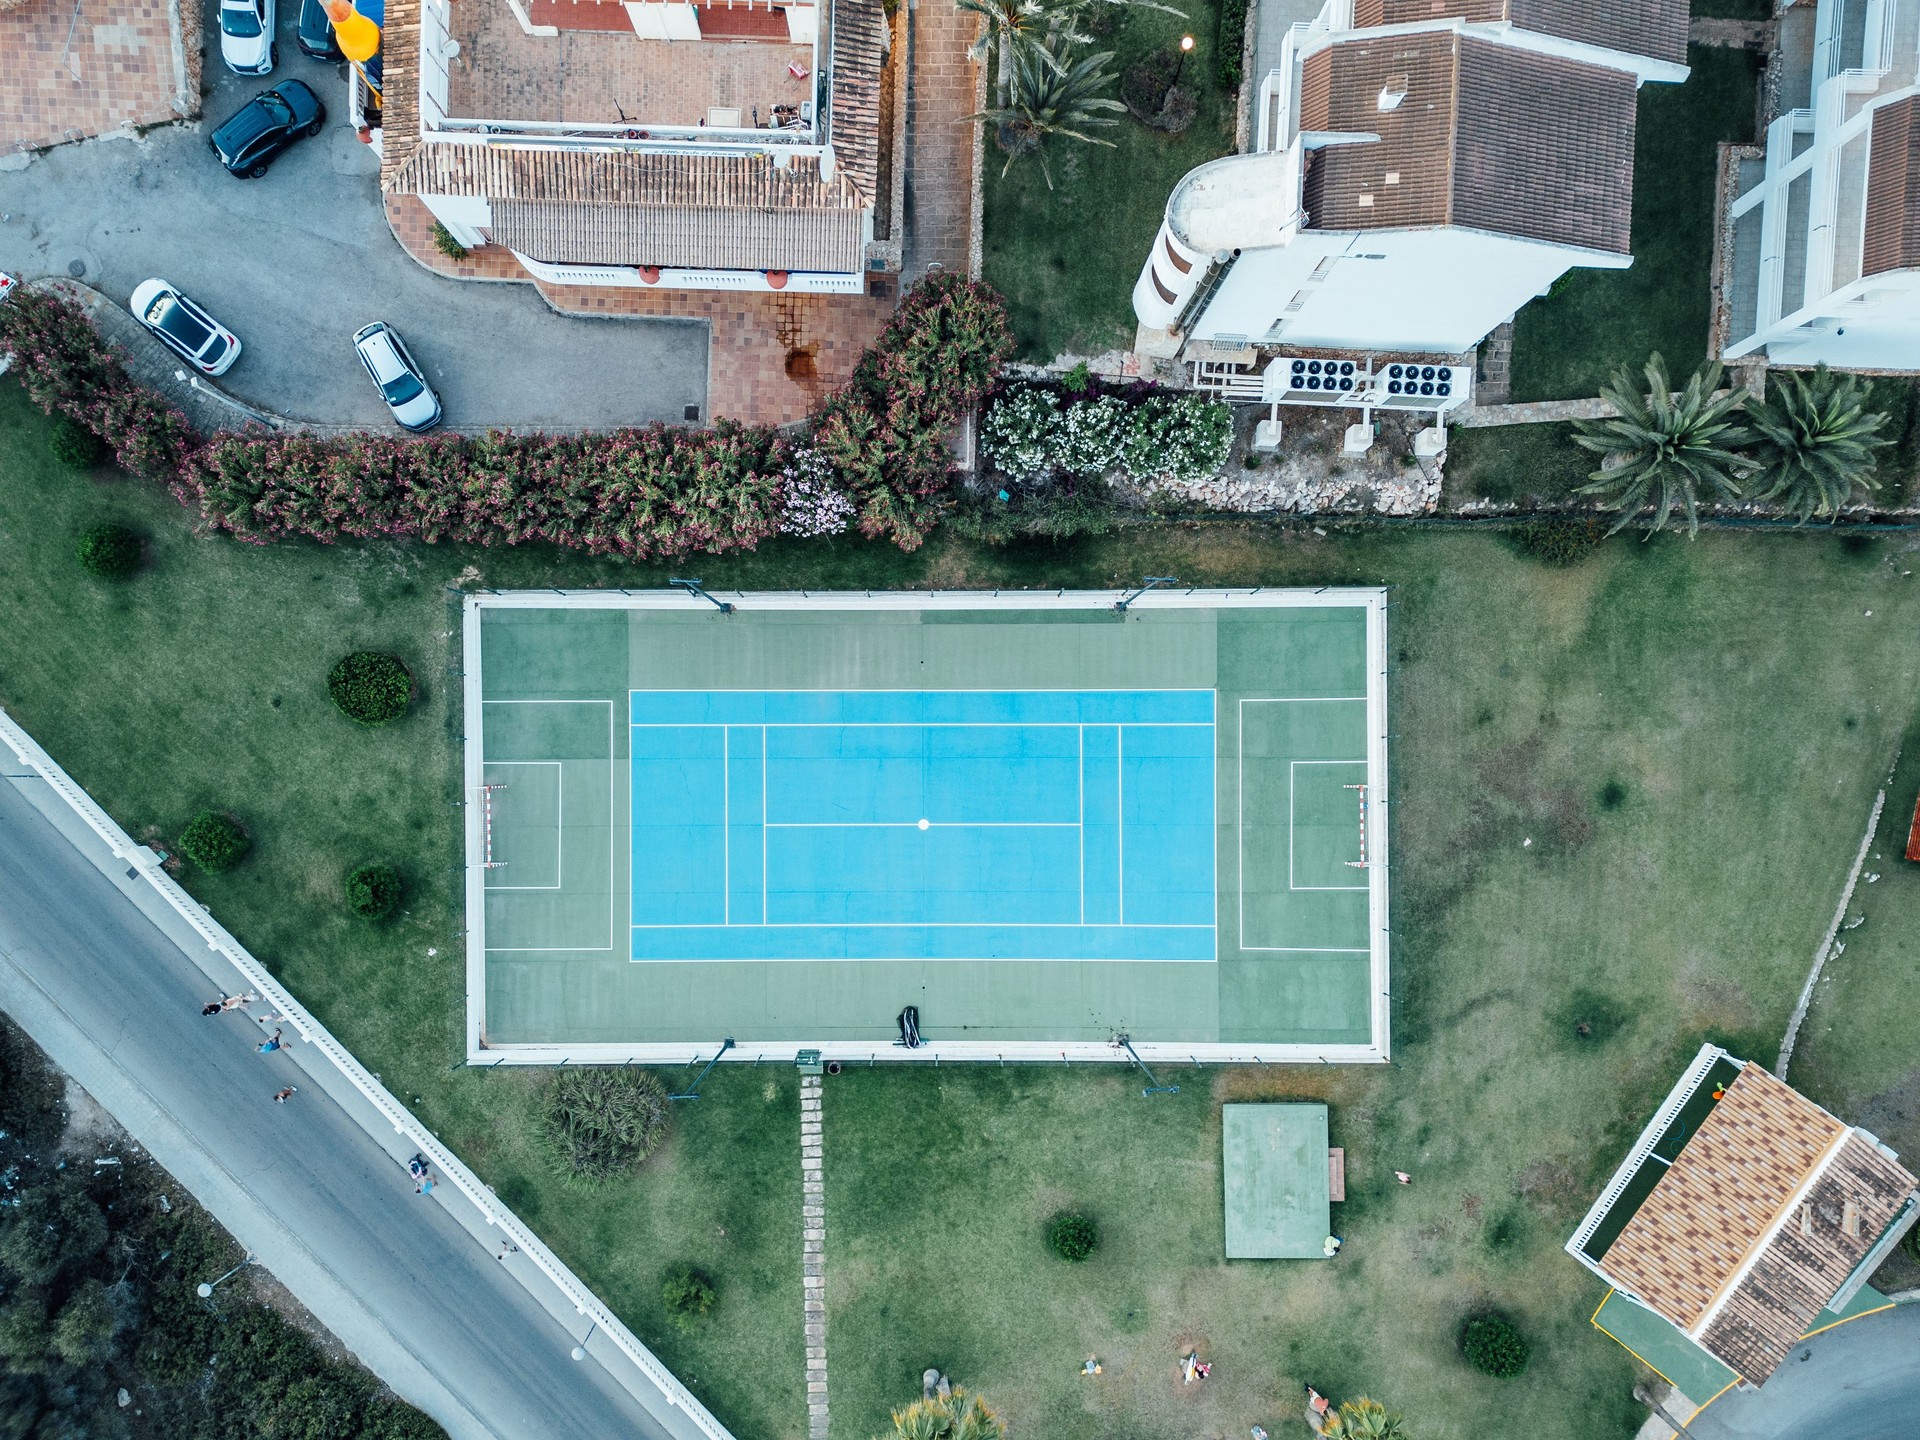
{"left": 1512, "top": 1156, "right": 1586, "bottom": 1218}
{"left": 60, "top": 1076, "right": 123, "bottom": 1155}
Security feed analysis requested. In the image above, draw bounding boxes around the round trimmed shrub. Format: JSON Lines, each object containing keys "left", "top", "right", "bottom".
{"left": 50, "top": 417, "right": 106, "bottom": 469}
{"left": 545, "top": 1068, "right": 670, "bottom": 1182}
{"left": 328, "top": 652, "right": 413, "bottom": 726}
{"left": 77, "top": 524, "right": 141, "bottom": 579}
{"left": 1460, "top": 1311, "right": 1531, "bottom": 1378}
{"left": 177, "top": 812, "right": 249, "bottom": 874}
{"left": 1045, "top": 1211, "right": 1099, "bottom": 1262}
{"left": 661, "top": 1266, "right": 717, "bottom": 1331}
{"left": 345, "top": 863, "right": 402, "bottom": 919}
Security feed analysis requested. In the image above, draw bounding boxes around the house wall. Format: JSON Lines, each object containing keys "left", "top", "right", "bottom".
{"left": 1184, "top": 227, "right": 1624, "bottom": 355}
{"left": 1756, "top": 268, "right": 1920, "bottom": 366}
{"left": 420, "top": 194, "right": 494, "bottom": 250}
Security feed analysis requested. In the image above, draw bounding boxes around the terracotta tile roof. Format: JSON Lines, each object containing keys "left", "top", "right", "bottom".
{"left": 490, "top": 198, "right": 865, "bottom": 270}
{"left": 1350, "top": 0, "right": 1687, "bottom": 67}
{"left": 1864, "top": 95, "right": 1920, "bottom": 276}
{"left": 827, "top": 0, "right": 886, "bottom": 204}
{"left": 1699, "top": 1133, "right": 1918, "bottom": 1382}
{"left": 384, "top": 141, "right": 863, "bottom": 209}
{"left": 1604, "top": 1067, "right": 1845, "bottom": 1334}
{"left": 378, "top": 0, "right": 422, "bottom": 190}
{"left": 1298, "top": 32, "right": 1635, "bottom": 254}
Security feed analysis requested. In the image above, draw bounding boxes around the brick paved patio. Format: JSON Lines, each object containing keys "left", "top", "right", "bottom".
{"left": 385, "top": 193, "right": 894, "bottom": 426}
{"left": 0, "top": 0, "right": 196, "bottom": 155}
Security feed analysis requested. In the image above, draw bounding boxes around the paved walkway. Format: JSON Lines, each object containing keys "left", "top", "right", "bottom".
{"left": 0, "top": 748, "right": 721, "bottom": 1440}
{"left": 801, "top": 1076, "right": 829, "bottom": 1440}
{"left": 385, "top": 194, "right": 895, "bottom": 428}
{"left": 0, "top": 0, "right": 196, "bottom": 155}
{"left": 1690, "top": 17, "right": 1772, "bottom": 50}
{"left": 900, "top": 0, "right": 979, "bottom": 279}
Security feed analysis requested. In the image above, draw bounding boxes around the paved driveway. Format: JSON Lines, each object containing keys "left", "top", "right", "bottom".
{"left": 1686, "top": 1303, "right": 1920, "bottom": 1440}
{"left": 0, "top": 2, "right": 707, "bottom": 431}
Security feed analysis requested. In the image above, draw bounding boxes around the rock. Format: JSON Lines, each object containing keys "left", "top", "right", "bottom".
{"left": 117, "top": 1389, "right": 132, "bottom": 1408}
{"left": 922, "top": 1368, "right": 942, "bottom": 1399}
{"left": 937, "top": 1375, "right": 952, "bottom": 1400}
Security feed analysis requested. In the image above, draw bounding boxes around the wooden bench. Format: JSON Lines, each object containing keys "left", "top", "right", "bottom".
{"left": 1328, "top": 1147, "right": 1346, "bottom": 1202}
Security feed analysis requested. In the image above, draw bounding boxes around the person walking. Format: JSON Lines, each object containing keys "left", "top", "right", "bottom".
{"left": 272, "top": 1086, "right": 296, "bottom": 1103}
{"left": 496, "top": 1241, "right": 519, "bottom": 1262}
{"left": 256, "top": 1029, "right": 283, "bottom": 1054}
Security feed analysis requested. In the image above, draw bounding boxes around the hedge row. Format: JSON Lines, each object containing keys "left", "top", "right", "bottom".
{"left": 0, "top": 276, "right": 1014, "bottom": 557}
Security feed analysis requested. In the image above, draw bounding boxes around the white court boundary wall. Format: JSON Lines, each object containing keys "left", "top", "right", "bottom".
{"left": 463, "top": 588, "right": 1391, "bottom": 1067}
{"left": 0, "top": 706, "right": 733, "bottom": 1440}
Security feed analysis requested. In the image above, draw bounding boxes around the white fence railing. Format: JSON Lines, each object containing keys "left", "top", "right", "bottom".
{"left": 0, "top": 705, "right": 732, "bottom": 1440}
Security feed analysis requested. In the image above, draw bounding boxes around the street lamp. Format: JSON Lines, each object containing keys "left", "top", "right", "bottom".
{"left": 1173, "top": 34, "right": 1194, "bottom": 88}
{"left": 197, "top": 1256, "right": 254, "bottom": 1299}
{"left": 571, "top": 1321, "right": 599, "bottom": 1361}
{"left": 668, "top": 577, "right": 733, "bottom": 614}
{"left": 1115, "top": 575, "right": 1179, "bottom": 614}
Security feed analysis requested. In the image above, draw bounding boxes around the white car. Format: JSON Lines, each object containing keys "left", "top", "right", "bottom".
{"left": 218, "top": 0, "right": 276, "bottom": 75}
{"left": 353, "top": 322, "right": 443, "bottom": 431}
{"left": 129, "top": 279, "right": 241, "bottom": 376}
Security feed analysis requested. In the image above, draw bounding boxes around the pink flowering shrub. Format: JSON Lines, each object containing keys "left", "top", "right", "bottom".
{"left": 0, "top": 289, "right": 197, "bottom": 479}
{"left": 3, "top": 276, "right": 1014, "bottom": 557}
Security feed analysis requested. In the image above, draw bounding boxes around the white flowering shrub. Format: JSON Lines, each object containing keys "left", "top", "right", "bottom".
{"left": 777, "top": 448, "right": 856, "bottom": 537}
{"left": 980, "top": 386, "right": 1062, "bottom": 482}
{"left": 1120, "top": 394, "right": 1233, "bottom": 485}
{"left": 1054, "top": 395, "right": 1129, "bottom": 478}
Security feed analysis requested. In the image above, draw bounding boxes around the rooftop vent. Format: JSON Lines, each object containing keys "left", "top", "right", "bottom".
{"left": 1377, "top": 75, "right": 1409, "bottom": 112}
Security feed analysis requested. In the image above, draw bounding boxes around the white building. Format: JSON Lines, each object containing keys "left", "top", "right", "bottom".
{"left": 1133, "top": 1, "right": 1689, "bottom": 361}
{"left": 1721, "top": 0, "right": 1920, "bottom": 369}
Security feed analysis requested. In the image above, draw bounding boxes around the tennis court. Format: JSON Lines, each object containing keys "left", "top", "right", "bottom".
{"left": 464, "top": 591, "right": 1388, "bottom": 1062}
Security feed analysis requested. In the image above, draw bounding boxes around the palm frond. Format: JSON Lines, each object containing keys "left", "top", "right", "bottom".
{"left": 1570, "top": 353, "right": 1754, "bottom": 538}
{"left": 1742, "top": 363, "right": 1888, "bottom": 523}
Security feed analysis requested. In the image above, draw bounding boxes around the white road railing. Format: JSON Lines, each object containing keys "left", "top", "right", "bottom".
{"left": 0, "top": 705, "right": 732, "bottom": 1440}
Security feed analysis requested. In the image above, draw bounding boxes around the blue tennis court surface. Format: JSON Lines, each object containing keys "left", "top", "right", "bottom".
{"left": 629, "top": 690, "right": 1216, "bottom": 962}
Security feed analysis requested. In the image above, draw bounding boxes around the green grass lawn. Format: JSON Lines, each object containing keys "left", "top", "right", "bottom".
{"left": 981, "top": 0, "right": 1236, "bottom": 360}
{"left": 1443, "top": 422, "right": 1591, "bottom": 507}
{"left": 7, "top": 381, "right": 1920, "bottom": 1440}
{"left": 1508, "top": 46, "right": 1759, "bottom": 401}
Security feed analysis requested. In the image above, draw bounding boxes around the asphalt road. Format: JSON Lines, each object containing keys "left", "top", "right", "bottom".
{"left": 1686, "top": 1303, "right": 1920, "bottom": 1440}
{"left": 0, "top": 0, "right": 707, "bottom": 430}
{"left": 0, "top": 774, "right": 690, "bottom": 1440}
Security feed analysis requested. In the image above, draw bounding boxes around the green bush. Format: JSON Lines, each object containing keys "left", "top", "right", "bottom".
{"left": 430, "top": 221, "right": 469, "bottom": 260}
{"left": 328, "top": 651, "right": 413, "bottom": 725}
{"left": 50, "top": 415, "right": 106, "bottom": 469}
{"left": 1045, "top": 1210, "right": 1099, "bottom": 1261}
{"left": 946, "top": 479, "right": 1118, "bottom": 545}
{"left": 77, "top": 523, "right": 142, "bottom": 578}
{"left": 345, "top": 863, "right": 402, "bottom": 919}
{"left": 980, "top": 383, "right": 1231, "bottom": 486}
{"left": 177, "top": 811, "right": 249, "bottom": 874}
{"left": 1218, "top": 0, "right": 1248, "bottom": 86}
{"left": 661, "top": 1265, "right": 717, "bottom": 1331}
{"left": 1905, "top": 1221, "right": 1920, "bottom": 1264}
{"left": 1460, "top": 1311, "right": 1531, "bottom": 1378}
{"left": 1507, "top": 517, "right": 1606, "bottom": 567}
{"left": 545, "top": 1068, "right": 670, "bottom": 1182}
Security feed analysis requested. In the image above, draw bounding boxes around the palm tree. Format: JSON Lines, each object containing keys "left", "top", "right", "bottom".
{"left": 1318, "top": 1397, "right": 1408, "bottom": 1440}
{"left": 1571, "top": 354, "right": 1754, "bottom": 538}
{"left": 881, "top": 1389, "right": 1005, "bottom": 1440}
{"left": 956, "top": 0, "right": 1063, "bottom": 106}
{"left": 969, "top": 37, "right": 1125, "bottom": 189}
{"left": 1742, "top": 363, "right": 1889, "bottom": 523}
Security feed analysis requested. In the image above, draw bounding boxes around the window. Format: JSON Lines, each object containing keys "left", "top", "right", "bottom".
{"left": 221, "top": 3, "right": 263, "bottom": 36}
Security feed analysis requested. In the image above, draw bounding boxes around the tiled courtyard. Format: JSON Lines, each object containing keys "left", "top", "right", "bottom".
{"left": 447, "top": 2, "right": 812, "bottom": 127}
{"left": 0, "top": 0, "right": 196, "bottom": 154}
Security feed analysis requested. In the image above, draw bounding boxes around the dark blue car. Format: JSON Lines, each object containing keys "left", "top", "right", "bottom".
{"left": 210, "top": 79, "right": 326, "bottom": 178}
{"left": 297, "top": 0, "right": 343, "bottom": 61}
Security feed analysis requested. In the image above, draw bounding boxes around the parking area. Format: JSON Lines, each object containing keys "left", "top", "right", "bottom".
{"left": 0, "top": 0, "right": 709, "bottom": 431}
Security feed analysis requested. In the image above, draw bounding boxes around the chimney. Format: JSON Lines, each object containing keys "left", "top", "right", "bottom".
{"left": 1377, "top": 74, "right": 1409, "bottom": 112}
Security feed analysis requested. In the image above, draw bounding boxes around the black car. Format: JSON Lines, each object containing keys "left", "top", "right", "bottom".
{"left": 296, "top": 0, "right": 343, "bottom": 61}
{"left": 209, "top": 80, "right": 326, "bottom": 178}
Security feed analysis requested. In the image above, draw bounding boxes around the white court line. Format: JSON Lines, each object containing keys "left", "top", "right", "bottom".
{"left": 482, "top": 761, "right": 564, "bottom": 891}
{"left": 1236, "top": 697, "right": 1368, "bottom": 952}
{"left": 629, "top": 922, "right": 1217, "bottom": 930}
{"left": 1288, "top": 760, "right": 1370, "bottom": 892}
{"left": 764, "top": 821, "right": 1082, "bottom": 829}
{"left": 483, "top": 699, "right": 619, "bottom": 954}
{"left": 628, "top": 721, "right": 1213, "bottom": 729}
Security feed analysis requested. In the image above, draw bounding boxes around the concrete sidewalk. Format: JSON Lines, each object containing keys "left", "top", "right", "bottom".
{"left": 0, "top": 742, "right": 725, "bottom": 1440}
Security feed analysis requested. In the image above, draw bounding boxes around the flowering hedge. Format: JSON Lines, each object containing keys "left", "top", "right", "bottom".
{"left": 0, "top": 289, "right": 197, "bottom": 479}
{"left": 980, "top": 382, "right": 1231, "bottom": 487}
{"left": 0, "top": 273, "right": 1013, "bottom": 557}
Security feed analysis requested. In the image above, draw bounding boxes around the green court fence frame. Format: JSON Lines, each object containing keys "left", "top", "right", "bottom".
{"left": 461, "top": 588, "right": 1391, "bottom": 1068}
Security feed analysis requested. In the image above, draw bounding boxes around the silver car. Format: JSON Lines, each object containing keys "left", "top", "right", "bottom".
{"left": 353, "top": 322, "right": 443, "bottom": 431}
